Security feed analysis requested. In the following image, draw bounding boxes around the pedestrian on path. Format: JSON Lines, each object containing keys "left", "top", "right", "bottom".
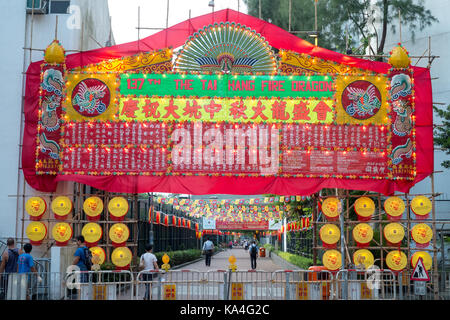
{"left": 202, "top": 238, "right": 214, "bottom": 267}
{"left": 248, "top": 241, "right": 259, "bottom": 270}
{"left": 0, "top": 238, "right": 21, "bottom": 300}
{"left": 17, "top": 243, "right": 42, "bottom": 300}
{"left": 139, "top": 244, "right": 159, "bottom": 300}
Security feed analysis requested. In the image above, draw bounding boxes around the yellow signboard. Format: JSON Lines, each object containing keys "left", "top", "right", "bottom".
{"left": 163, "top": 284, "right": 177, "bottom": 300}
{"left": 231, "top": 283, "right": 244, "bottom": 300}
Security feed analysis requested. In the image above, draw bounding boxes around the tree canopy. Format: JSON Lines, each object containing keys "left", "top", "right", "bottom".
{"left": 244, "top": 0, "right": 437, "bottom": 56}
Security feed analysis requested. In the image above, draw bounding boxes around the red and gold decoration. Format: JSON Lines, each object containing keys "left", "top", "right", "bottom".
{"left": 319, "top": 224, "right": 340, "bottom": 249}
{"left": 108, "top": 197, "right": 129, "bottom": 221}
{"left": 90, "top": 246, "right": 106, "bottom": 265}
{"left": 25, "top": 197, "right": 47, "bottom": 221}
{"left": 111, "top": 246, "right": 132, "bottom": 270}
{"left": 109, "top": 223, "right": 130, "bottom": 247}
{"left": 384, "top": 196, "right": 405, "bottom": 221}
{"left": 83, "top": 196, "right": 103, "bottom": 221}
{"left": 410, "top": 196, "right": 432, "bottom": 220}
{"left": 51, "top": 196, "right": 72, "bottom": 220}
{"left": 354, "top": 197, "right": 375, "bottom": 221}
{"left": 352, "top": 223, "right": 373, "bottom": 248}
{"left": 386, "top": 250, "right": 407, "bottom": 273}
{"left": 411, "top": 251, "right": 432, "bottom": 271}
{"left": 321, "top": 197, "right": 341, "bottom": 221}
{"left": 81, "top": 223, "right": 103, "bottom": 247}
{"left": 322, "top": 249, "right": 342, "bottom": 271}
{"left": 26, "top": 221, "right": 47, "bottom": 246}
{"left": 411, "top": 223, "right": 433, "bottom": 248}
{"left": 51, "top": 222, "right": 73, "bottom": 246}
{"left": 383, "top": 223, "right": 405, "bottom": 246}
{"left": 353, "top": 249, "right": 374, "bottom": 270}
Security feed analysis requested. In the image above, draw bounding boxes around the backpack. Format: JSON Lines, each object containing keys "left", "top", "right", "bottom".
{"left": 83, "top": 247, "right": 93, "bottom": 270}
{"left": 250, "top": 245, "right": 258, "bottom": 256}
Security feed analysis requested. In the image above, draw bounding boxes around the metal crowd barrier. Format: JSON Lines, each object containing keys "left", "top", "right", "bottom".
{"left": 335, "top": 269, "right": 396, "bottom": 300}
{"left": 271, "top": 269, "right": 334, "bottom": 300}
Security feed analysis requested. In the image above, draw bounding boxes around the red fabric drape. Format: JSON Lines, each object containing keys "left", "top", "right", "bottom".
{"left": 23, "top": 9, "right": 433, "bottom": 196}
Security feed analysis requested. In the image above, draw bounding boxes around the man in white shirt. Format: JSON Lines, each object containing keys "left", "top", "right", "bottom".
{"left": 140, "top": 244, "right": 159, "bottom": 300}
{"left": 202, "top": 239, "right": 214, "bottom": 266}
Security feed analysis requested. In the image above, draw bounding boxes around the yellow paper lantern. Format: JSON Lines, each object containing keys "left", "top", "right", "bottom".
{"left": 25, "top": 197, "right": 47, "bottom": 221}
{"left": 51, "top": 196, "right": 72, "bottom": 220}
{"left": 81, "top": 223, "right": 103, "bottom": 247}
{"left": 44, "top": 40, "right": 65, "bottom": 64}
{"left": 411, "top": 196, "right": 432, "bottom": 219}
{"left": 322, "top": 197, "right": 342, "bottom": 220}
{"left": 83, "top": 196, "right": 103, "bottom": 221}
{"left": 322, "top": 249, "right": 342, "bottom": 271}
{"left": 388, "top": 45, "right": 411, "bottom": 68}
{"left": 111, "top": 247, "right": 132, "bottom": 269}
{"left": 26, "top": 221, "right": 47, "bottom": 245}
{"left": 384, "top": 196, "right": 405, "bottom": 220}
{"left": 411, "top": 251, "right": 432, "bottom": 271}
{"left": 162, "top": 253, "right": 170, "bottom": 264}
{"left": 354, "top": 197, "right": 375, "bottom": 221}
{"left": 109, "top": 223, "right": 130, "bottom": 246}
{"left": 383, "top": 223, "right": 405, "bottom": 245}
{"left": 52, "top": 222, "right": 73, "bottom": 246}
{"left": 411, "top": 223, "right": 433, "bottom": 247}
{"left": 90, "top": 247, "right": 106, "bottom": 265}
{"left": 319, "top": 224, "right": 340, "bottom": 248}
{"left": 353, "top": 249, "right": 374, "bottom": 270}
{"left": 352, "top": 223, "right": 373, "bottom": 247}
{"left": 386, "top": 250, "right": 407, "bottom": 272}
{"left": 108, "top": 197, "right": 129, "bottom": 221}
{"left": 228, "top": 255, "right": 237, "bottom": 264}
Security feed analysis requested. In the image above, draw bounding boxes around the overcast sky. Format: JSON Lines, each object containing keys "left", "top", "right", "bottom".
{"left": 108, "top": 0, "right": 248, "bottom": 45}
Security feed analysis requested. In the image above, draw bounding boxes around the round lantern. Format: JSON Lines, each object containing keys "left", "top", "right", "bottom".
{"left": 386, "top": 250, "right": 407, "bottom": 273}
{"left": 383, "top": 223, "right": 405, "bottom": 246}
{"left": 353, "top": 249, "right": 374, "bottom": 270}
{"left": 384, "top": 196, "right": 405, "bottom": 221}
{"left": 322, "top": 249, "right": 342, "bottom": 271}
{"left": 322, "top": 197, "right": 342, "bottom": 221}
{"left": 352, "top": 223, "right": 373, "bottom": 248}
{"left": 52, "top": 222, "right": 73, "bottom": 246}
{"left": 108, "top": 197, "right": 129, "bottom": 221}
{"left": 411, "top": 251, "right": 432, "bottom": 271}
{"left": 319, "top": 224, "right": 340, "bottom": 249}
{"left": 26, "top": 221, "right": 47, "bottom": 246}
{"left": 83, "top": 196, "right": 103, "bottom": 221}
{"left": 411, "top": 223, "right": 433, "bottom": 248}
{"left": 81, "top": 223, "right": 103, "bottom": 247}
{"left": 90, "top": 247, "right": 106, "bottom": 265}
{"left": 111, "top": 247, "right": 132, "bottom": 270}
{"left": 354, "top": 197, "right": 375, "bottom": 221}
{"left": 109, "top": 223, "right": 130, "bottom": 247}
{"left": 51, "top": 196, "right": 72, "bottom": 220}
{"left": 25, "top": 197, "right": 47, "bottom": 221}
{"left": 411, "top": 196, "right": 432, "bottom": 220}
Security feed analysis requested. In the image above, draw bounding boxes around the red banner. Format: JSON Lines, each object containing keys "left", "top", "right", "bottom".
{"left": 215, "top": 220, "right": 269, "bottom": 230}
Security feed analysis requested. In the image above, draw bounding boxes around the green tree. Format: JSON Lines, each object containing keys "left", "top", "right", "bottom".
{"left": 244, "top": 0, "right": 437, "bottom": 56}
{"left": 434, "top": 105, "right": 450, "bottom": 168}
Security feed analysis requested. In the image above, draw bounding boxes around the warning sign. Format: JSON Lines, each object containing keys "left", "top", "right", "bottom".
{"left": 231, "top": 283, "right": 244, "bottom": 300}
{"left": 411, "top": 257, "right": 430, "bottom": 281}
{"left": 163, "top": 284, "right": 177, "bottom": 300}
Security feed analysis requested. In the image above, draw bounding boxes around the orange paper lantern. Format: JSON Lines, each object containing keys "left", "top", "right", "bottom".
{"left": 51, "top": 196, "right": 72, "bottom": 220}
{"left": 319, "top": 224, "right": 340, "bottom": 249}
{"left": 352, "top": 223, "right": 373, "bottom": 248}
{"left": 26, "top": 221, "right": 47, "bottom": 246}
{"left": 354, "top": 197, "right": 375, "bottom": 221}
{"left": 109, "top": 223, "right": 130, "bottom": 247}
{"left": 52, "top": 222, "right": 73, "bottom": 246}
{"left": 411, "top": 196, "right": 432, "bottom": 220}
{"left": 384, "top": 196, "right": 405, "bottom": 221}
{"left": 353, "top": 249, "right": 374, "bottom": 270}
{"left": 386, "top": 250, "right": 407, "bottom": 273}
{"left": 383, "top": 223, "right": 405, "bottom": 246}
{"left": 81, "top": 223, "right": 103, "bottom": 247}
{"left": 322, "top": 250, "right": 342, "bottom": 271}
{"left": 83, "top": 197, "right": 103, "bottom": 221}
{"left": 90, "top": 247, "right": 106, "bottom": 265}
{"left": 322, "top": 197, "right": 341, "bottom": 221}
{"left": 411, "top": 223, "right": 433, "bottom": 248}
{"left": 26, "top": 197, "right": 47, "bottom": 221}
{"left": 111, "top": 247, "right": 132, "bottom": 270}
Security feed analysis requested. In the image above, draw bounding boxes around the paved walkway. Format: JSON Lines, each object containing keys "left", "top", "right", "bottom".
{"left": 176, "top": 246, "right": 287, "bottom": 272}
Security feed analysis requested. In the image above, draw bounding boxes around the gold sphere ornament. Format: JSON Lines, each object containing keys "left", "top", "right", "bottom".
{"left": 44, "top": 40, "right": 65, "bottom": 64}
{"left": 388, "top": 44, "right": 411, "bottom": 68}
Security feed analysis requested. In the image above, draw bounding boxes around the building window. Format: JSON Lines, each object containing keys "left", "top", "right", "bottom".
{"left": 49, "top": 0, "right": 71, "bottom": 14}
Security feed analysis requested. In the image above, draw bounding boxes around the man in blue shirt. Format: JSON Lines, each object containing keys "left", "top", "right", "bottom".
{"left": 72, "top": 235, "right": 89, "bottom": 272}
{"left": 18, "top": 243, "right": 37, "bottom": 274}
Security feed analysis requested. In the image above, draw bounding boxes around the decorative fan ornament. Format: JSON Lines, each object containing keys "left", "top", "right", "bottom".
{"left": 174, "top": 22, "right": 278, "bottom": 74}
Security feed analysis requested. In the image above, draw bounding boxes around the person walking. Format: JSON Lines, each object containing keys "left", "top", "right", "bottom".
{"left": 248, "top": 241, "right": 259, "bottom": 270}
{"left": 202, "top": 238, "right": 214, "bottom": 267}
{"left": 0, "top": 238, "right": 21, "bottom": 299}
{"left": 139, "top": 244, "right": 159, "bottom": 300}
{"left": 17, "top": 243, "right": 42, "bottom": 300}
{"left": 70, "top": 235, "right": 91, "bottom": 299}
